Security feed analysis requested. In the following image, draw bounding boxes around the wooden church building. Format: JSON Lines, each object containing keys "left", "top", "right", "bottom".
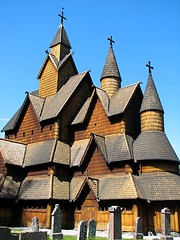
{"left": 0, "top": 11, "right": 180, "bottom": 233}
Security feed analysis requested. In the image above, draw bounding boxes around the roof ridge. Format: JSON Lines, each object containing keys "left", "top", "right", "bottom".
{"left": 128, "top": 173, "right": 139, "bottom": 199}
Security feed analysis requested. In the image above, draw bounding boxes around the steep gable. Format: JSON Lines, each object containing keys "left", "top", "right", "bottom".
{"left": 38, "top": 56, "right": 58, "bottom": 98}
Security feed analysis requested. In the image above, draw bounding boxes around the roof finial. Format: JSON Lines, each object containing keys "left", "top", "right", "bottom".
{"left": 108, "top": 36, "right": 115, "bottom": 47}
{"left": 146, "top": 61, "right": 154, "bottom": 75}
{"left": 58, "top": 7, "right": 66, "bottom": 25}
{"left": 45, "top": 49, "right": 49, "bottom": 55}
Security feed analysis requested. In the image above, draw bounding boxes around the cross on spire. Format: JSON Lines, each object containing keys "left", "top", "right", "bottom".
{"left": 108, "top": 36, "right": 115, "bottom": 46}
{"left": 146, "top": 61, "right": 154, "bottom": 74}
{"left": 58, "top": 8, "right": 66, "bottom": 25}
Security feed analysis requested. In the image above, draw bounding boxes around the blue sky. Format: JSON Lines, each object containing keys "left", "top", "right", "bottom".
{"left": 0, "top": 0, "right": 180, "bottom": 158}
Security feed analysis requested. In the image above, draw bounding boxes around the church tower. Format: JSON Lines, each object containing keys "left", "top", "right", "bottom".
{"left": 38, "top": 10, "right": 77, "bottom": 98}
{"left": 100, "top": 36, "right": 122, "bottom": 97}
{"left": 140, "top": 61, "right": 164, "bottom": 132}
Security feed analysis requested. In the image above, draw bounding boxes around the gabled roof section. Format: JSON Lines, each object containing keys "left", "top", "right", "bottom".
{"left": 109, "top": 82, "right": 141, "bottom": 116}
{"left": 93, "top": 134, "right": 108, "bottom": 161}
{"left": 100, "top": 45, "right": 121, "bottom": 81}
{"left": 140, "top": 73, "right": 164, "bottom": 113}
{"left": 37, "top": 52, "right": 75, "bottom": 80}
{"left": 98, "top": 82, "right": 141, "bottom": 117}
{"left": 70, "top": 176, "right": 86, "bottom": 201}
{"left": 133, "top": 130, "right": 179, "bottom": 162}
{"left": 37, "top": 53, "right": 58, "bottom": 79}
{"left": 1, "top": 94, "right": 28, "bottom": 132}
{"left": 70, "top": 133, "right": 133, "bottom": 167}
{"left": 72, "top": 82, "right": 141, "bottom": 126}
{"left": 0, "top": 139, "right": 26, "bottom": 166}
{"left": 1, "top": 93, "right": 44, "bottom": 133}
{"left": 40, "top": 71, "right": 90, "bottom": 122}
{"left": 72, "top": 90, "right": 95, "bottom": 125}
{"left": 70, "top": 176, "right": 99, "bottom": 201}
{"left": 96, "top": 87, "right": 109, "bottom": 115}
{"left": 28, "top": 93, "right": 44, "bottom": 119}
{"left": 50, "top": 24, "right": 71, "bottom": 49}
{"left": 23, "top": 139, "right": 70, "bottom": 167}
{"left": 105, "top": 133, "right": 133, "bottom": 163}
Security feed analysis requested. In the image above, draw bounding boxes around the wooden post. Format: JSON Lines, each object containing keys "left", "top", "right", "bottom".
{"left": 46, "top": 203, "right": 53, "bottom": 229}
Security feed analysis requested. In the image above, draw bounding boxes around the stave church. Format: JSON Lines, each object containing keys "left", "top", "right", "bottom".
{"left": 0, "top": 11, "right": 179, "bottom": 233}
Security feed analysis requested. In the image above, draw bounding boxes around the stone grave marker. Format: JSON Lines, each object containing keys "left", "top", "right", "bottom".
{"left": 108, "top": 206, "right": 123, "bottom": 240}
{"left": 50, "top": 204, "right": 63, "bottom": 240}
{"left": 134, "top": 217, "right": 143, "bottom": 239}
{"left": 19, "top": 231, "right": 47, "bottom": 240}
{"left": 32, "top": 216, "right": 39, "bottom": 232}
{"left": 77, "top": 220, "right": 87, "bottom": 240}
{"left": 87, "top": 219, "right": 97, "bottom": 238}
{"left": 160, "top": 208, "right": 173, "bottom": 240}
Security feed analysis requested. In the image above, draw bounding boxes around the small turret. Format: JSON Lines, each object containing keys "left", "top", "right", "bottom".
{"left": 100, "top": 36, "right": 122, "bottom": 98}
{"left": 140, "top": 61, "right": 164, "bottom": 132}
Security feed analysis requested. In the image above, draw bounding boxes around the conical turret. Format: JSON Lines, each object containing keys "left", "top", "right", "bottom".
{"left": 140, "top": 62, "right": 164, "bottom": 132}
{"left": 100, "top": 37, "right": 122, "bottom": 97}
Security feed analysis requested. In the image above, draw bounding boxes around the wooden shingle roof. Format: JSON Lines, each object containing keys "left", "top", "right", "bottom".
{"left": 0, "top": 139, "right": 26, "bottom": 166}
{"left": 133, "top": 130, "right": 179, "bottom": 162}
{"left": 50, "top": 24, "right": 71, "bottom": 49}
{"left": 70, "top": 133, "right": 133, "bottom": 167}
{"left": 70, "top": 173, "right": 143, "bottom": 201}
{"left": 133, "top": 172, "right": 180, "bottom": 201}
{"left": 71, "top": 139, "right": 90, "bottom": 167}
{"left": 99, "top": 174, "right": 139, "bottom": 200}
{"left": 52, "top": 176, "right": 69, "bottom": 200}
{"left": 140, "top": 73, "right": 164, "bottom": 113}
{"left": 23, "top": 139, "right": 70, "bottom": 167}
{"left": 40, "top": 71, "right": 89, "bottom": 122}
{"left": 100, "top": 45, "right": 121, "bottom": 81}
{"left": 18, "top": 176, "right": 51, "bottom": 200}
{"left": 70, "top": 176, "right": 86, "bottom": 201}
{"left": 0, "top": 138, "right": 70, "bottom": 168}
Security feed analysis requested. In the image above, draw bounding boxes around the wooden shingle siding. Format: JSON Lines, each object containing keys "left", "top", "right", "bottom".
{"left": 50, "top": 45, "right": 60, "bottom": 61}
{"left": 141, "top": 161, "right": 179, "bottom": 174}
{"left": 74, "top": 143, "right": 126, "bottom": 177}
{"left": 74, "top": 97, "right": 127, "bottom": 141}
{"left": 6, "top": 102, "right": 55, "bottom": 144}
{"left": 101, "top": 77, "right": 120, "bottom": 97}
{"left": 141, "top": 110, "right": 164, "bottom": 132}
{"left": 39, "top": 59, "right": 58, "bottom": 98}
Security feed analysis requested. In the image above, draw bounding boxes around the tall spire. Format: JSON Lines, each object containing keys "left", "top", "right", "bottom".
{"left": 50, "top": 9, "right": 71, "bottom": 61}
{"left": 140, "top": 62, "right": 164, "bottom": 113}
{"left": 100, "top": 36, "right": 122, "bottom": 97}
{"left": 140, "top": 61, "right": 164, "bottom": 132}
